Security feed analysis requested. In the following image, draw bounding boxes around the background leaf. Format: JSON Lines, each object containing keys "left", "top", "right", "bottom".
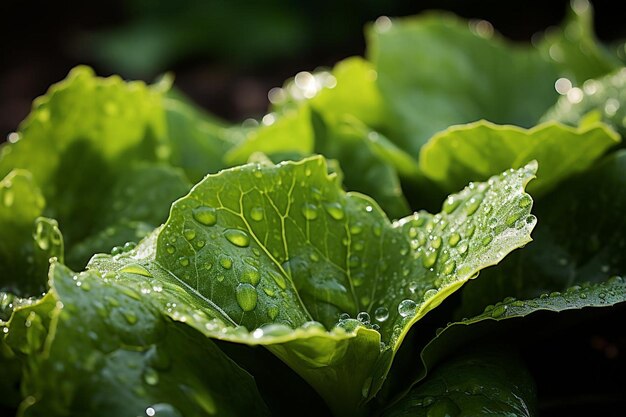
{"left": 382, "top": 347, "right": 536, "bottom": 417}
{"left": 368, "top": 13, "right": 559, "bottom": 155}
{"left": 419, "top": 120, "right": 619, "bottom": 197}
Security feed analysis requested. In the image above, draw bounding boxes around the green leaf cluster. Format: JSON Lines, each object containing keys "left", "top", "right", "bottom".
{"left": 2, "top": 1, "right": 626, "bottom": 416}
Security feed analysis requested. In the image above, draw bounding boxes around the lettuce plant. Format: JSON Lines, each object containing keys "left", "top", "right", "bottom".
{"left": 2, "top": 1, "right": 625, "bottom": 416}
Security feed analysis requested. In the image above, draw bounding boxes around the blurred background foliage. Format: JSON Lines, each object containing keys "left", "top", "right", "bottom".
{"left": 2, "top": 0, "right": 626, "bottom": 140}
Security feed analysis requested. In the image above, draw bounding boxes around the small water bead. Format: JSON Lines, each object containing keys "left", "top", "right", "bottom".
{"left": 178, "top": 257, "right": 190, "bottom": 267}
{"left": 506, "top": 212, "right": 522, "bottom": 227}
{"left": 423, "top": 288, "right": 438, "bottom": 300}
{"left": 224, "top": 229, "right": 250, "bottom": 248}
{"left": 339, "top": 312, "right": 351, "bottom": 321}
{"left": 491, "top": 304, "right": 507, "bottom": 317}
{"left": 111, "top": 246, "right": 123, "bottom": 256}
{"left": 422, "top": 249, "right": 438, "bottom": 268}
{"left": 518, "top": 194, "right": 532, "bottom": 208}
{"left": 119, "top": 264, "right": 153, "bottom": 278}
{"left": 165, "top": 244, "right": 176, "bottom": 254}
{"left": 242, "top": 269, "right": 261, "bottom": 286}
{"left": 429, "top": 235, "right": 442, "bottom": 249}
{"left": 250, "top": 207, "right": 264, "bottom": 221}
{"left": 448, "top": 232, "right": 461, "bottom": 247}
{"left": 464, "top": 224, "right": 476, "bottom": 238}
{"left": 143, "top": 368, "right": 159, "bottom": 386}
{"left": 443, "top": 260, "right": 456, "bottom": 275}
{"left": 183, "top": 229, "right": 196, "bottom": 241}
{"left": 236, "top": 283, "right": 258, "bottom": 312}
{"left": 324, "top": 202, "right": 345, "bottom": 220}
{"left": 123, "top": 241, "right": 136, "bottom": 252}
{"left": 374, "top": 306, "right": 389, "bottom": 322}
{"left": 357, "top": 312, "right": 371, "bottom": 324}
{"left": 267, "top": 305, "right": 279, "bottom": 320}
{"left": 398, "top": 299, "right": 417, "bottom": 318}
{"left": 457, "top": 240, "right": 469, "bottom": 255}
{"left": 442, "top": 195, "right": 461, "bottom": 214}
{"left": 195, "top": 240, "right": 205, "bottom": 249}
{"left": 192, "top": 206, "right": 217, "bottom": 226}
{"left": 373, "top": 225, "right": 382, "bottom": 237}
{"left": 350, "top": 223, "right": 363, "bottom": 235}
{"left": 481, "top": 233, "right": 494, "bottom": 246}
{"left": 219, "top": 255, "right": 232, "bottom": 270}
{"left": 301, "top": 203, "right": 318, "bottom": 220}
{"left": 268, "top": 269, "right": 287, "bottom": 289}
{"left": 465, "top": 195, "right": 483, "bottom": 215}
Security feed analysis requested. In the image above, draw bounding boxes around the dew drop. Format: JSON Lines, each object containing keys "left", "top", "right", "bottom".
{"left": 518, "top": 194, "right": 532, "bottom": 208}
{"left": 236, "top": 283, "right": 258, "bottom": 312}
{"left": 424, "top": 288, "right": 438, "bottom": 299}
{"left": 398, "top": 299, "right": 417, "bottom": 318}
{"left": 224, "top": 229, "right": 250, "bottom": 248}
{"left": 143, "top": 368, "right": 159, "bottom": 386}
{"left": 443, "top": 260, "right": 456, "bottom": 275}
{"left": 192, "top": 206, "right": 217, "bottom": 226}
{"left": 448, "top": 232, "right": 461, "bottom": 247}
{"left": 267, "top": 305, "right": 279, "bottom": 320}
{"left": 250, "top": 207, "right": 264, "bottom": 221}
{"left": 242, "top": 268, "right": 260, "bottom": 286}
{"left": 422, "top": 249, "right": 438, "bottom": 268}
{"left": 119, "top": 264, "right": 153, "bottom": 278}
{"left": 357, "top": 311, "right": 370, "bottom": 324}
{"left": 178, "top": 257, "right": 189, "bottom": 267}
{"left": 324, "top": 202, "right": 345, "bottom": 220}
{"left": 374, "top": 307, "right": 389, "bottom": 322}
{"left": 301, "top": 203, "right": 318, "bottom": 220}
{"left": 350, "top": 223, "right": 363, "bottom": 235}
{"left": 481, "top": 233, "right": 494, "bottom": 246}
{"left": 219, "top": 255, "right": 232, "bottom": 270}
{"left": 491, "top": 304, "right": 507, "bottom": 317}
{"left": 183, "top": 229, "right": 196, "bottom": 241}
{"left": 443, "top": 196, "right": 460, "bottom": 214}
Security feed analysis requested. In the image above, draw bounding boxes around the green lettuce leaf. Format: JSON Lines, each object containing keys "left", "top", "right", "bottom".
{"left": 542, "top": 68, "right": 626, "bottom": 138}
{"left": 382, "top": 347, "right": 536, "bottom": 417}
{"left": 3, "top": 263, "right": 270, "bottom": 416}
{"left": 368, "top": 13, "right": 559, "bottom": 155}
{"left": 0, "top": 68, "right": 195, "bottom": 270}
{"left": 164, "top": 96, "right": 239, "bottom": 183}
{"left": 459, "top": 150, "right": 626, "bottom": 316}
{"left": 536, "top": 0, "right": 621, "bottom": 84}
{"left": 87, "top": 155, "right": 536, "bottom": 416}
{"left": 419, "top": 120, "right": 619, "bottom": 197}
{"left": 66, "top": 163, "right": 190, "bottom": 268}
{"left": 0, "top": 171, "right": 63, "bottom": 296}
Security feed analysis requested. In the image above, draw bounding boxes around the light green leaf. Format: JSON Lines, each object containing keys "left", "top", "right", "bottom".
{"left": 419, "top": 120, "right": 619, "bottom": 197}
{"left": 368, "top": 13, "right": 559, "bottom": 155}
{"left": 0, "top": 67, "right": 179, "bottom": 263}
{"left": 88, "top": 155, "right": 536, "bottom": 416}
{"left": 542, "top": 68, "right": 626, "bottom": 137}
{"left": 4, "top": 263, "right": 270, "bottom": 417}
{"left": 458, "top": 149, "right": 626, "bottom": 318}
{"left": 0, "top": 171, "right": 63, "bottom": 296}
{"left": 226, "top": 107, "right": 313, "bottom": 165}
{"left": 273, "top": 57, "right": 389, "bottom": 130}
{"left": 382, "top": 347, "right": 536, "bottom": 417}
{"left": 536, "top": 0, "right": 621, "bottom": 84}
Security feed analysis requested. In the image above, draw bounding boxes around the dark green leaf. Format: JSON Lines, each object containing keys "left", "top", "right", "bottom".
{"left": 383, "top": 347, "right": 536, "bottom": 417}
{"left": 4, "top": 264, "right": 270, "bottom": 417}
{"left": 368, "top": 13, "right": 559, "bottom": 155}
{"left": 536, "top": 0, "right": 621, "bottom": 84}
